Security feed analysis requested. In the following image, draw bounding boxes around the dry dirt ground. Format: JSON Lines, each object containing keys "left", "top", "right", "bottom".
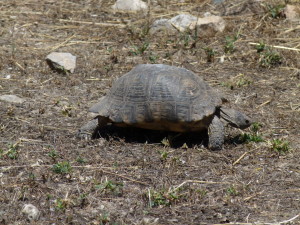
{"left": 0, "top": 0, "right": 300, "bottom": 224}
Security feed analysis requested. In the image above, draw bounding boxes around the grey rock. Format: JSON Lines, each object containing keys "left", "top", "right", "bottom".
{"left": 150, "top": 14, "right": 225, "bottom": 36}
{"left": 0, "top": 95, "right": 25, "bottom": 103}
{"left": 21, "top": 204, "right": 40, "bottom": 221}
{"left": 46, "top": 52, "right": 76, "bottom": 73}
{"left": 169, "top": 14, "right": 198, "bottom": 32}
{"left": 149, "top": 19, "right": 176, "bottom": 35}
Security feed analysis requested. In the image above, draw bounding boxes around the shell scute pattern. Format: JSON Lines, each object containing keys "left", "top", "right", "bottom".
{"left": 90, "top": 64, "right": 222, "bottom": 128}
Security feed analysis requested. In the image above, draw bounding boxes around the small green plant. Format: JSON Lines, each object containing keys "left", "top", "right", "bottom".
{"left": 160, "top": 151, "right": 168, "bottom": 161}
{"left": 251, "top": 122, "right": 263, "bottom": 133}
{"left": 52, "top": 161, "right": 72, "bottom": 174}
{"left": 61, "top": 105, "right": 73, "bottom": 117}
{"left": 161, "top": 137, "right": 170, "bottom": 147}
{"left": 195, "top": 188, "right": 208, "bottom": 198}
{"left": 226, "top": 186, "right": 239, "bottom": 196}
{"left": 130, "top": 42, "right": 149, "bottom": 55}
{"left": 271, "top": 139, "right": 290, "bottom": 154}
{"left": 267, "top": 4, "right": 285, "bottom": 18}
{"left": 98, "top": 212, "right": 110, "bottom": 224}
{"left": 48, "top": 149, "right": 58, "bottom": 159}
{"left": 237, "top": 122, "right": 264, "bottom": 144}
{"left": 76, "top": 156, "right": 86, "bottom": 164}
{"left": 7, "top": 143, "right": 18, "bottom": 159}
{"left": 149, "top": 189, "right": 179, "bottom": 207}
{"left": 180, "top": 32, "right": 192, "bottom": 47}
{"left": 255, "top": 41, "right": 266, "bottom": 53}
{"left": 240, "top": 133, "right": 264, "bottom": 143}
{"left": 28, "top": 172, "right": 36, "bottom": 180}
{"left": 235, "top": 74, "right": 251, "bottom": 87}
{"left": 95, "top": 180, "right": 123, "bottom": 196}
{"left": 203, "top": 47, "right": 216, "bottom": 63}
{"left": 259, "top": 48, "right": 281, "bottom": 67}
{"left": 149, "top": 54, "right": 159, "bottom": 63}
{"left": 221, "top": 74, "right": 251, "bottom": 89}
{"left": 55, "top": 198, "right": 67, "bottom": 211}
{"left": 224, "top": 35, "right": 238, "bottom": 53}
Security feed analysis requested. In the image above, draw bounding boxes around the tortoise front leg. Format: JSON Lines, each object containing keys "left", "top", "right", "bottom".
{"left": 208, "top": 116, "right": 224, "bottom": 150}
{"left": 77, "top": 116, "right": 109, "bottom": 139}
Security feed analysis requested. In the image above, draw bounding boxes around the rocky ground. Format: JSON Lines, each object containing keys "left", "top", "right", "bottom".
{"left": 0, "top": 0, "right": 300, "bottom": 224}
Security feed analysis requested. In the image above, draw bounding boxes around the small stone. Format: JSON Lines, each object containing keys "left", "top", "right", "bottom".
{"left": 169, "top": 14, "right": 198, "bottom": 32}
{"left": 0, "top": 95, "right": 25, "bottom": 104}
{"left": 195, "top": 15, "right": 226, "bottom": 35}
{"left": 150, "top": 14, "right": 225, "bottom": 37}
{"left": 46, "top": 52, "right": 76, "bottom": 73}
{"left": 21, "top": 204, "right": 40, "bottom": 221}
{"left": 284, "top": 4, "right": 300, "bottom": 21}
{"left": 112, "top": 0, "right": 148, "bottom": 12}
{"left": 149, "top": 19, "right": 175, "bottom": 35}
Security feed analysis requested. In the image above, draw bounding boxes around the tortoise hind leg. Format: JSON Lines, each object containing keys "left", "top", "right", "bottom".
{"left": 208, "top": 116, "right": 224, "bottom": 150}
{"left": 77, "top": 116, "right": 109, "bottom": 139}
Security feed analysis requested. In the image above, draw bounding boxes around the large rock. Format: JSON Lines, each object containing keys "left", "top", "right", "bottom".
{"left": 0, "top": 95, "right": 25, "bottom": 104}
{"left": 150, "top": 14, "right": 225, "bottom": 36}
{"left": 46, "top": 52, "right": 76, "bottom": 73}
{"left": 112, "top": 0, "right": 148, "bottom": 12}
{"left": 284, "top": 4, "right": 300, "bottom": 21}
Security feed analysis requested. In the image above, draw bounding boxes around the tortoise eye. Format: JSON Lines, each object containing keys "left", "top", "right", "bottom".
{"left": 245, "top": 120, "right": 250, "bottom": 124}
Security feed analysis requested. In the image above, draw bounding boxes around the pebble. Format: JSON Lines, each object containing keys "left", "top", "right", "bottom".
{"left": 112, "top": 0, "right": 148, "bottom": 12}
{"left": 0, "top": 95, "right": 25, "bottom": 104}
{"left": 46, "top": 52, "right": 76, "bottom": 73}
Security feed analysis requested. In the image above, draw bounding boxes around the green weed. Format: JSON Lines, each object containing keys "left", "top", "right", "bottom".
{"left": 235, "top": 74, "right": 251, "bottom": 87}
{"left": 255, "top": 41, "right": 266, "bottom": 53}
{"left": 47, "top": 149, "right": 58, "bottom": 159}
{"left": 55, "top": 198, "right": 67, "bottom": 211}
{"left": 7, "top": 143, "right": 19, "bottom": 159}
{"left": 161, "top": 137, "right": 170, "bottom": 147}
{"left": 251, "top": 122, "right": 263, "bottom": 133}
{"left": 76, "top": 156, "right": 86, "bottom": 164}
{"left": 160, "top": 151, "right": 168, "bottom": 161}
{"left": 130, "top": 42, "right": 149, "bottom": 55}
{"left": 61, "top": 105, "right": 73, "bottom": 117}
{"left": 271, "top": 139, "right": 290, "bottom": 154}
{"left": 149, "top": 54, "right": 159, "bottom": 63}
{"left": 95, "top": 180, "right": 123, "bottom": 196}
{"left": 148, "top": 189, "right": 179, "bottom": 207}
{"left": 98, "top": 212, "right": 110, "bottom": 225}
{"left": 227, "top": 186, "right": 239, "bottom": 196}
{"left": 52, "top": 161, "right": 72, "bottom": 174}
{"left": 203, "top": 47, "right": 216, "bottom": 63}
{"left": 259, "top": 48, "right": 281, "bottom": 67}
{"left": 224, "top": 35, "right": 238, "bottom": 53}
{"left": 240, "top": 133, "right": 264, "bottom": 143}
{"left": 238, "top": 123, "right": 264, "bottom": 143}
{"left": 267, "top": 4, "right": 285, "bottom": 18}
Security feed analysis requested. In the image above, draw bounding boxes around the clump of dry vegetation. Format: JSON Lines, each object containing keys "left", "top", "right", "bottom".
{"left": 0, "top": 0, "right": 299, "bottom": 224}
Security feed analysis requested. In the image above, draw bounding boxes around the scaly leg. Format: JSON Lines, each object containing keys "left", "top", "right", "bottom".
{"left": 77, "top": 116, "right": 109, "bottom": 139}
{"left": 208, "top": 116, "right": 224, "bottom": 150}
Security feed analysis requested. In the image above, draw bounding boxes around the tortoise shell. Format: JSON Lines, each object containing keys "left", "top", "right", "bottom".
{"left": 89, "top": 64, "right": 222, "bottom": 132}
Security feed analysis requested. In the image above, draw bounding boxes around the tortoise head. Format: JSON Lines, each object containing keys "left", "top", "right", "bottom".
{"left": 219, "top": 108, "right": 252, "bottom": 129}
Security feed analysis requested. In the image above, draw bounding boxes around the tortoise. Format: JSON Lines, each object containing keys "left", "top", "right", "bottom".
{"left": 78, "top": 64, "right": 252, "bottom": 150}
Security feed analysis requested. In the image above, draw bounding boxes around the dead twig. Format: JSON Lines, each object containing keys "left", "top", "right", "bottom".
{"left": 58, "top": 19, "right": 126, "bottom": 28}
{"left": 249, "top": 42, "right": 300, "bottom": 52}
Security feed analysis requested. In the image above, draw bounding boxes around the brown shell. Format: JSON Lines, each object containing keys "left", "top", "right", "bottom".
{"left": 89, "top": 64, "right": 222, "bottom": 132}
